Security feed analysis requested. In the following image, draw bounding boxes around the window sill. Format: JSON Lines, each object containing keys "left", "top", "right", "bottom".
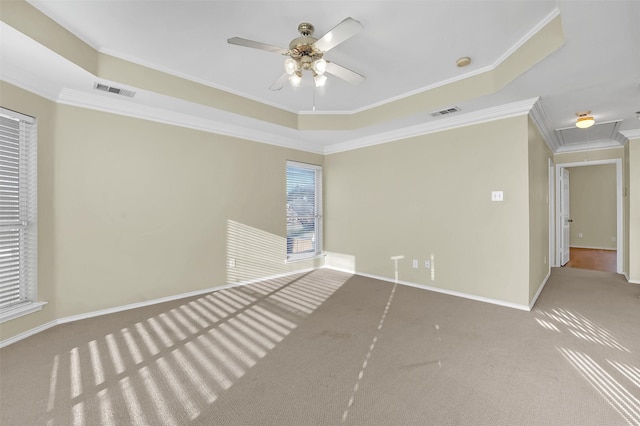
{"left": 0, "top": 301, "right": 47, "bottom": 324}
{"left": 286, "top": 253, "right": 326, "bottom": 264}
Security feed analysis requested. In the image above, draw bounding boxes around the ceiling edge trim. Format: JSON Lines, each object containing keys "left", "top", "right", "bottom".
{"left": 1, "top": 73, "right": 59, "bottom": 103}
{"left": 554, "top": 141, "right": 625, "bottom": 154}
{"left": 323, "top": 98, "right": 539, "bottom": 155}
{"left": 340, "top": 7, "right": 561, "bottom": 116}
{"left": 300, "top": 11, "right": 564, "bottom": 131}
{"left": 615, "top": 132, "right": 629, "bottom": 146}
{"left": 57, "top": 88, "right": 326, "bottom": 155}
{"left": 529, "top": 99, "right": 560, "bottom": 153}
{"left": 3, "top": 4, "right": 563, "bottom": 132}
{"left": 619, "top": 129, "right": 640, "bottom": 141}
{"left": 98, "top": 46, "right": 302, "bottom": 115}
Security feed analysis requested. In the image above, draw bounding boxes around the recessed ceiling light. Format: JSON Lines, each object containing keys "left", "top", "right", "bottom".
{"left": 456, "top": 57, "right": 471, "bottom": 67}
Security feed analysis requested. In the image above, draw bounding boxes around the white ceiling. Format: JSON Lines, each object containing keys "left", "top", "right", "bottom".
{"left": 2, "top": 1, "right": 639, "bottom": 153}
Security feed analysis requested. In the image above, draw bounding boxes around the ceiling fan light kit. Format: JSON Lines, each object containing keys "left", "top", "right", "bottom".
{"left": 575, "top": 111, "right": 595, "bottom": 129}
{"left": 228, "top": 17, "right": 365, "bottom": 91}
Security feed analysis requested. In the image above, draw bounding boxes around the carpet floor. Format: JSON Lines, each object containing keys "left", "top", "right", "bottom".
{"left": 1, "top": 267, "right": 639, "bottom": 425}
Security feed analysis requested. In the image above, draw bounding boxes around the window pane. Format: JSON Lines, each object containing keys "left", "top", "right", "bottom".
{"left": 0, "top": 108, "right": 37, "bottom": 313}
{"left": 286, "top": 162, "right": 321, "bottom": 258}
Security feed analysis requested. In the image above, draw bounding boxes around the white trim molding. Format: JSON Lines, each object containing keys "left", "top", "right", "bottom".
{"left": 620, "top": 129, "right": 640, "bottom": 141}
{"left": 0, "top": 301, "right": 47, "bottom": 324}
{"left": 529, "top": 271, "right": 551, "bottom": 310}
{"left": 327, "top": 268, "right": 533, "bottom": 311}
{"left": 529, "top": 98, "right": 561, "bottom": 152}
{"left": 325, "top": 98, "right": 539, "bottom": 154}
{"left": 0, "top": 268, "right": 315, "bottom": 349}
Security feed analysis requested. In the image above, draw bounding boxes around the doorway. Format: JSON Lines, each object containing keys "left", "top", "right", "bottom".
{"left": 553, "top": 159, "right": 623, "bottom": 273}
{"left": 565, "top": 247, "right": 617, "bottom": 272}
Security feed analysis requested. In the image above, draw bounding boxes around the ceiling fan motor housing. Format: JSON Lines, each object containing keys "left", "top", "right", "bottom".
{"left": 289, "top": 32, "right": 323, "bottom": 70}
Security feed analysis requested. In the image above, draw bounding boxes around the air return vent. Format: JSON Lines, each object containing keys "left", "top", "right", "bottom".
{"left": 431, "top": 106, "right": 460, "bottom": 117}
{"left": 94, "top": 82, "right": 136, "bottom": 97}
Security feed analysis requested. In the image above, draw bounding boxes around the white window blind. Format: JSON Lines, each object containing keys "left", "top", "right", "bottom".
{"left": 0, "top": 108, "right": 38, "bottom": 317}
{"left": 286, "top": 161, "right": 322, "bottom": 260}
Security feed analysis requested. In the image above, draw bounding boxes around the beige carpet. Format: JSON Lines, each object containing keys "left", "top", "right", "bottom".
{"left": 1, "top": 267, "right": 639, "bottom": 425}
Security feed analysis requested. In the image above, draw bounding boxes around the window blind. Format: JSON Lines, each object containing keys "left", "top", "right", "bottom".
{"left": 0, "top": 109, "right": 37, "bottom": 312}
{"left": 286, "top": 161, "right": 322, "bottom": 260}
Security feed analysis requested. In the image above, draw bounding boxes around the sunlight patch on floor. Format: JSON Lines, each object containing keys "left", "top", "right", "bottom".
{"left": 44, "top": 269, "right": 352, "bottom": 424}
{"left": 538, "top": 308, "right": 629, "bottom": 352}
{"left": 558, "top": 347, "right": 640, "bottom": 425}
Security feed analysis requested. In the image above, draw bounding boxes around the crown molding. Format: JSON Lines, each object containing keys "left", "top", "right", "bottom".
{"left": 57, "top": 88, "right": 325, "bottom": 154}
{"left": 529, "top": 99, "right": 561, "bottom": 153}
{"left": 554, "top": 139, "right": 624, "bottom": 153}
{"left": 323, "top": 98, "right": 539, "bottom": 154}
{"left": 619, "top": 129, "right": 640, "bottom": 142}
{"left": 322, "top": 7, "right": 561, "bottom": 116}
{"left": 1, "top": 74, "right": 59, "bottom": 103}
{"left": 98, "top": 47, "right": 301, "bottom": 115}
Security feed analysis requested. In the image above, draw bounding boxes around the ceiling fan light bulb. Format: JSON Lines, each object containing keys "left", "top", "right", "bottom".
{"left": 314, "top": 73, "right": 327, "bottom": 87}
{"left": 289, "top": 73, "right": 302, "bottom": 87}
{"left": 284, "top": 58, "right": 297, "bottom": 75}
{"left": 313, "top": 59, "right": 327, "bottom": 75}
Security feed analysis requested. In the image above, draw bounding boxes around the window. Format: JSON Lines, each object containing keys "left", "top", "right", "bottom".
{"left": 0, "top": 108, "right": 41, "bottom": 323}
{"left": 286, "top": 161, "right": 322, "bottom": 260}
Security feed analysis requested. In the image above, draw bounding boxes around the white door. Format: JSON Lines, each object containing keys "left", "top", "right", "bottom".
{"left": 559, "top": 168, "right": 571, "bottom": 266}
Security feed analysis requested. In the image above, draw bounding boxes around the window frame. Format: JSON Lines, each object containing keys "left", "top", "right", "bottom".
{"left": 286, "top": 161, "right": 323, "bottom": 262}
{"left": 0, "top": 107, "right": 43, "bottom": 323}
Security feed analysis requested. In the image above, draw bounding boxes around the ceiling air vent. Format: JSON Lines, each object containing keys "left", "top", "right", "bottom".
{"left": 431, "top": 106, "right": 460, "bottom": 117}
{"left": 94, "top": 82, "right": 136, "bottom": 98}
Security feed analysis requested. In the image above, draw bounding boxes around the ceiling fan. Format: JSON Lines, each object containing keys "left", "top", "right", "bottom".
{"left": 227, "top": 17, "right": 366, "bottom": 90}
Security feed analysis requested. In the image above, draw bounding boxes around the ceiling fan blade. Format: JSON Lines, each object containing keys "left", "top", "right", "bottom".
{"left": 314, "top": 17, "right": 363, "bottom": 52}
{"left": 227, "top": 37, "right": 288, "bottom": 55}
{"left": 325, "top": 62, "right": 365, "bottom": 85}
{"left": 269, "top": 73, "right": 289, "bottom": 91}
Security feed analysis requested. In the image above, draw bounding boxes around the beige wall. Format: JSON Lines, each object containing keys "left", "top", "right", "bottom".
{"left": 325, "top": 116, "right": 533, "bottom": 307}
{"left": 568, "top": 164, "right": 617, "bottom": 249}
{"left": 629, "top": 138, "right": 640, "bottom": 282}
{"left": 2, "top": 78, "right": 636, "bottom": 343}
{"left": 554, "top": 147, "right": 624, "bottom": 164}
{"left": 0, "top": 83, "right": 57, "bottom": 341}
{"left": 624, "top": 143, "right": 630, "bottom": 278}
{"left": 0, "top": 82, "right": 322, "bottom": 341}
{"left": 528, "top": 118, "right": 552, "bottom": 301}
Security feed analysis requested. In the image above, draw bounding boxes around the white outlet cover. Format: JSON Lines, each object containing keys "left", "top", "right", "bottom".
{"left": 491, "top": 191, "right": 504, "bottom": 201}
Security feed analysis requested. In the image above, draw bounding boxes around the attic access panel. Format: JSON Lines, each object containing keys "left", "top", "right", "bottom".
{"left": 555, "top": 120, "right": 621, "bottom": 147}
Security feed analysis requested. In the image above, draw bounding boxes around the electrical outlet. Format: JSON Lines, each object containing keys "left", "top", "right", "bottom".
{"left": 491, "top": 191, "right": 504, "bottom": 201}
{"left": 412, "top": 259, "right": 418, "bottom": 268}
{"left": 578, "top": 233, "right": 583, "bottom": 239}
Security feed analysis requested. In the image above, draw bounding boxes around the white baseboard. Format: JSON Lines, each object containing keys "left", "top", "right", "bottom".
{"left": 569, "top": 245, "right": 616, "bottom": 250}
{"left": 529, "top": 270, "right": 551, "bottom": 310}
{"left": 327, "top": 268, "right": 532, "bottom": 311}
{"left": 0, "top": 268, "right": 317, "bottom": 349}
{"left": 0, "top": 320, "right": 58, "bottom": 349}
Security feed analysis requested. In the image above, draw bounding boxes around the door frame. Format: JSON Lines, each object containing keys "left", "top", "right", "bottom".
{"left": 552, "top": 159, "right": 623, "bottom": 273}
